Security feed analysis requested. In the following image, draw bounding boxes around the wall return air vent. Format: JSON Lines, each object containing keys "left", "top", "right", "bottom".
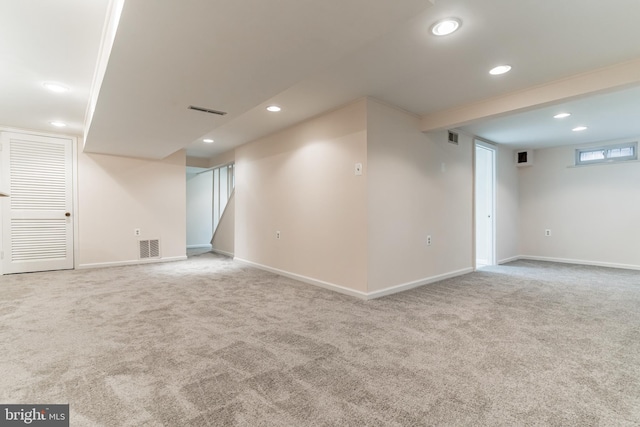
{"left": 448, "top": 131, "right": 459, "bottom": 145}
{"left": 515, "top": 150, "right": 533, "bottom": 167}
{"left": 139, "top": 239, "right": 160, "bottom": 259}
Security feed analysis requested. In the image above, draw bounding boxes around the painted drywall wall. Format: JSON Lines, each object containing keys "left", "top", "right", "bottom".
{"left": 186, "top": 170, "right": 213, "bottom": 248}
{"left": 367, "top": 99, "right": 473, "bottom": 292}
{"left": 77, "top": 144, "right": 187, "bottom": 267}
{"left": 211, "top": 193, "right": 235, "bottom": 256}
{"left": 519, "top": 138, "right": 640, "bottom": 269}
{"left": 235, "top": 99, "right": 368, "bottom": 292}
{"left": 186, "top": 156, "right": 210, "bottom": 168}
{"left": 496, "top": 144, "right": 519, "bottom": 263}
{"left": 209, "top": 150, "right": 235, "bottom": 169}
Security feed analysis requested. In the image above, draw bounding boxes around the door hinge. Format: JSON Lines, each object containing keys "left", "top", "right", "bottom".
{"left": 1, "top": 251, "right": 4, "bottom": 260}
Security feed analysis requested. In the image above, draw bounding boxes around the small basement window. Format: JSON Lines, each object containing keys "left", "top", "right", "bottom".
{"left": 575, "top": 142, "right": 637, "bottom": 166}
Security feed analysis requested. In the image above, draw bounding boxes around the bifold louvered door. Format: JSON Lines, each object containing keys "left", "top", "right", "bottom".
{"left": 1, "top": 132, "right": 73, "bottom": 274}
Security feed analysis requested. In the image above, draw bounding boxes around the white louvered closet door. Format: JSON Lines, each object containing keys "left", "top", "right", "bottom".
{"left": 1, "top": 132, "right": 73, "bottom": 274}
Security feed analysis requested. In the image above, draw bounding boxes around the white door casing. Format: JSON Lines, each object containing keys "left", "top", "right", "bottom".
{"left": 475, "top": 142, "right": 495, "bottom": 267}
{"left": 1, "top": 132, "right": 74, "bottom": 274}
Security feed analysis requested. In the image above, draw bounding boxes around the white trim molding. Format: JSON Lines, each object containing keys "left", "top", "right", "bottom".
{"left": 78, "top": 255, "right": 187, "bottom": 270}
{"left": 234, "top": 258, "right": 369, "bottom": 299}
{"left": 519, "top": 255, "right": 640, "bottom": 271}
{"left": 234, "top": 258, "right": 474, "bottom": 300}
{"left": 498, "top": 256, "right": 520, "bottom": 265}
{"left": 187, "top": 244, "right": 212, "bottom": 250}
{"left": 211, "top": 248, "right": 233, "bottom": 257}
{"left": 366, "top": 268, "right": 474, "bottom": 299}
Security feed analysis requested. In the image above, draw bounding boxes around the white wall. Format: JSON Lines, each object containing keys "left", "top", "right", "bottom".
{"left": 211, "top": 193, "right": 235, "bottom": 256}
{"left": 186, "top": 156, "right": 210, "bottom": 168}
{"left": 209, "top": 150, "right": 235, "bottom": 169}
{"left": 519, "top": 138, "right": 640, "bottom": 269}
{"left": 186, "top": 170, "right": 213, "bottom": 248}
{"left": 496, "top": 144, "right": 520, "bottom": 263}
{"left": 233, "top": 98, "right": 483, "bottom": 297}
{"left": 367, "top": 99, "right": 474, "bottom": 293}
{"left": 235, "top": 99, "right": 368, "bottom": 293}
{"left": 77, "top": 144, "right": 187, "bottom": 267}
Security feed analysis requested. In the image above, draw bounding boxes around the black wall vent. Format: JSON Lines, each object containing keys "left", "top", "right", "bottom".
{"left": 515, "top": 150, "right": 534, "bottom": 167}
{"left": 448, "top": 131, "right": 459, "bottom": 145}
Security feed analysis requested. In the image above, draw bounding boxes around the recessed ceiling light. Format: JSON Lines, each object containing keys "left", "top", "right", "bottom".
{"left": 43, "top": 82, "right": 69, "bottom": 93}
{"left": 572, "top": 126, "right": 588, "bottom": 132}
{"left": 203, "top": 138, "right": 214, "bottom": 143}
{"left": 50, "top": 121, "right": 67, "bottom": 127}
{"left": 266, "top": 105, "right": 282, "bottom": 112}
{"left": 554, "top": 113, "right": 571, "bottom": 119}
{"left": 431, "top": 18, "right": 462, "bottom": 36}
{"left": 489, "top": 65, "right": 512, "bottom": 75}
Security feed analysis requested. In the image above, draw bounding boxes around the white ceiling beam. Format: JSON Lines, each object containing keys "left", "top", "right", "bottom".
{"left": 420, "top": 57, "right": 640, "bottom": 133}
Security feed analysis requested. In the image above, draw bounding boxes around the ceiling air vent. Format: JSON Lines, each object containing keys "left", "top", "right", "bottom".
{"left": 448, "top": 131, "right": 459, "bottom": 145}
{"left": 188, "top": 105, "right": 227, "bottom": 116}
{"left": 139, "top": 239, "right": 160, "bottom": 259}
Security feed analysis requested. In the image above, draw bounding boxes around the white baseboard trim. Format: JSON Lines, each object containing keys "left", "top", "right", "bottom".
{"left": 519, "top": 255, "right": 640, "bottom": 271}
{"left": 233, "top": 258, "right": 369, "bottom": 299}
{"left": 211, "top": 248, "right": 234, "bottom": 257}
{"left": 366, "top": 268, "right": 474, "bottom": 300}
{"left": 498, "top": 255, "right": 520, "bottom": 265}
{"left": 187, "top": 244, "right": 212, "bottom": 250}
{"left": 78, "top": 255, "right": 188, "bottom": 270}
{"left": 233, "top": 258, "right": 474, "bottom": 300}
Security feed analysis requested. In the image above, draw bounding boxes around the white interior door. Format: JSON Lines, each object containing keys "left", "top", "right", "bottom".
{"left": 1, "top": 132, "right": 74, "bottom": 274}
{"left": 475, "top": 142, "right": 495, "bottom": 267}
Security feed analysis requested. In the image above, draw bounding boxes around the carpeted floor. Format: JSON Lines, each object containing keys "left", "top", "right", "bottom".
{"left": 1, "top": 254, "right": 639, "bottom": 426}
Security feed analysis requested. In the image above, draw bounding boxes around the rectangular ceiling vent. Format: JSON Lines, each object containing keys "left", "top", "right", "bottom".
{"left": 139, "top": 239, "right": 160, "bottom": 259}
{"left": 448, "top": 131, "right": 459, "bottom": 145}
{"left": 188, "top": 105, "right": 227, "bottom": 116}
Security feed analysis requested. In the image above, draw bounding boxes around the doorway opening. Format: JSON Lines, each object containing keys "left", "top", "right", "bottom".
{"left": 475, "top": 141, "right": 496, "bottom": 268}
{"left": 185, "top": 162, "right": 235, "bottom": 256}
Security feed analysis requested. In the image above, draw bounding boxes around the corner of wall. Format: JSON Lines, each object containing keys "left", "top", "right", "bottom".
{"left": 77, "top": 148, "right": 187, "bottom": 267}
{"left": 211, "top": 192, "right": 235, "bottom": 257}
{"left": 366, "top": 100, "right": 473, "bottom": 293}
{"left": 496, "top": 144, "right": 520, "bottom": 263}
{"left": 234, "top": 99, "right": 368, "bottom": 293}
{"left": 518, "top": 139, "right": 640, "bottom": 268}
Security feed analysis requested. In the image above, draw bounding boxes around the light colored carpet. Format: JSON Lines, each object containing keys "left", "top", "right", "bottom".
{"left": 1, "top": 254, "right": 639, "bottom": 426}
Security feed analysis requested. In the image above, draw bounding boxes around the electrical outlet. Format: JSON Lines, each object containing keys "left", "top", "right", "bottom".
{"left": 427, "top": 235, "right": 432, "bottom": 246}
{"left": 134, "top": 228, "right": 141, "bottom": 236}
{"left": 276, "top": 231, "right": 281, "bottom": 239}
{"left": 545, "top": 229, "right": 551, "bottom": 237}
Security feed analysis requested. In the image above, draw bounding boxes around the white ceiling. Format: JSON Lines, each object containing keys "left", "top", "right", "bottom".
{"left": 460, "top": 86, "right": 640, "bottom": 150}
{"left": 4, "top": 0, "right": 640, "bottom": 159}
{"left": 0, "top": 0, "right": 109, "bottom": 135}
